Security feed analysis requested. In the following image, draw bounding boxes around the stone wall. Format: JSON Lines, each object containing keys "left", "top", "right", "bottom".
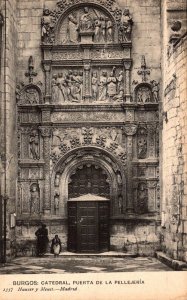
{"left": 0, "top": 0, "right": 18, "bottom": 260}
{"left": 161, "top": 0, "right": 187, "bottom": 262}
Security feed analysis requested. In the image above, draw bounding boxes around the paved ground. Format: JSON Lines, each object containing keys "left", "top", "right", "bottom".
{"left": 0, "top": 256, "right": 173, "bottom": 274}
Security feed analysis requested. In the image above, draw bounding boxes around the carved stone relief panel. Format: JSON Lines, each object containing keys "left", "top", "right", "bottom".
{"left": 51, "top": 67, "right": 83, "bottom": 104}
{"left": 41, "top": 0, "right": 133, "bottom": 45}
{"left": 136, "top": 85, "right": 152, "bottom": 104}
{"left": 51, "top": 111, "right": 126, "bottom": 123}
{"left": 51, "top": 66, "right": 124, "bottom": 104}
{"left": 58, "top": 6, "right": 115, "bottom": 44}
{"left": 51, "top": 126, "right": 126, "bottom": 165}
{"left": 52, "top": 50, "right": 84, "bottom": 60}
{"left": 20, "top": 112, "right": 40, "bottom": 124}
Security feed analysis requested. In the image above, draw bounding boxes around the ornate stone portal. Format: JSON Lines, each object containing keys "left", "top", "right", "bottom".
{"left": 17, "top": 0, "right": 159, "bottom": 253}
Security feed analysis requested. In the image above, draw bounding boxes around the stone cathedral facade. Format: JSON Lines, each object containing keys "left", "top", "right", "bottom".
{"left": 0, "top": 0, "right": 186, "bottom": 261}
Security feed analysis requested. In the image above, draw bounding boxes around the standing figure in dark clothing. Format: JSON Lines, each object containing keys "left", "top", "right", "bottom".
{"left": 35, "top": 224, "right": 49, "bottom": 256}
{"left": 51, "top": 235, "right": 62, "bottom": 257}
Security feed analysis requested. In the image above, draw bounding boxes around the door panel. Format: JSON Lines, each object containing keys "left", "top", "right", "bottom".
{"left": 77, "top": 202, "right": 98, "bottom": 253}
{"left": 68, "top": 201, "right": 110, "bottom": 253}
{"left": 99, "top": 202, "right": 110, "bottom": 251}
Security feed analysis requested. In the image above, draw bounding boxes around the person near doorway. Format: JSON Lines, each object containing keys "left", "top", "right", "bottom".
{"left": 35, "top": 224, "right": 49, "bottom": 256}
{"left": 51, "top": 235, "right": 62, "bottom": 257}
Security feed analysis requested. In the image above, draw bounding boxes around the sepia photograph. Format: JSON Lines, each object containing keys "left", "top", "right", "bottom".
{"left": 0, "top": 0, "right": 187, "bottom": 299}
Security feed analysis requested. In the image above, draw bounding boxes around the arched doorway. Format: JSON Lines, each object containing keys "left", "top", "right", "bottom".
{"left": 67, "top": 164, "right": 110, "bottom": 253}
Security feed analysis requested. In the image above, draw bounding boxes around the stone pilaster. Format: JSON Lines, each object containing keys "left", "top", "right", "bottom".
{"left": 123, "top": 124, "right": 137, "bottom": 214}
{"left": 83, "top": 61, "right": 91, "bottom": 100}
{"left": 39, "top": 126, "right": 52, "bottom": 214}
{"left": 123, "top": 60, "right": 132, "bottom": 103}
{"left": 43, "top": 63, "right": 51, "bottom": 104}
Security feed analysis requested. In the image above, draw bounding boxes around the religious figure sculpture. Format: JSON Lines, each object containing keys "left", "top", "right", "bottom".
{"left": 54, "top": 192, "right": 60, "bottom": 211}
{"left": 30, "top": 184, "right": 39, "bottom": 214}
{"left": 113, "top": 88, "right": 124, "bottom": 102}
{"left": 107, "top": 67, "right": 117, "bottom": 100}
{"left": 137, "top": 137, "right": 147, "bottom": 159}
{"left": 54, "top": 173, "right": 60, "bottom": 187}
{"left": 118, "top": 9, "right": 133, "bottom": 42}
{"left": 79, "top": 7, "right": 94, "bottom": 32}
{"left": 151, "top": 80, "right": 159, "bottom": 102}
{"left": 51, "top": 74, "right": 59, "bottom": 103}
{"left": 29, "top": 130, "right": 39, "bottom": 159}
{"left": 106, "top": 18, "right": 113, "bottom": 42}
{"left": 100, "top": 17, "right": 106, "bottom": 42}
{"left": 117, "top": 71, "right": 124, "bottom": 92}
{"left": 137, "top": 183, "right": 148, "bottom": 214}
{"left": 98, "top": 71, "right": 107, "bottom": 101}
{"left": 66, "top": 13, "right": 78, "bottom": 43}
{"left": 57, "top": 73, "right": 67, "bottom": 103}
{"left": 94, "top": 18, "right": 101, "bottom": 42}
{"left": 91, "top": 71, "right": 98, "bottom": 101}
{"left": 41, "top": 8, "right": 54, "bottom": 43}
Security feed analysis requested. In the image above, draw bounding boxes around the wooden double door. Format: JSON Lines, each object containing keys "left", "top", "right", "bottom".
{"left": 68, "top": 200, "right": 110, "bottom": 253}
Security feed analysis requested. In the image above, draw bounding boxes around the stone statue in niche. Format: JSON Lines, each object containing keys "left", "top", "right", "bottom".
{"left": 117, "top": 173, "right": 122, "bottom": 186}
{"left": 30, "top": 184, "right": 40, "bottom": 214}
{"left": 54, "top": 192, "right": 60, "bottom": 212}
{"left": 29, "top": 130, "right": 39, "bottom": 160}
{"left": 118, "top": 195, "right": 123, "bottom": 214}
{"left": 151, "top": 80, "right": 159, "bottom": 102}
{"left": 137, "top": 86, "right": 152, "bottom": 103}
{"left": 54, "top": 173, "right": 60, "bottom": 187}
{"left": 91, "top": 71, "right": 99, "bottom": 101}
{"left": 137, "top": 127, "right": 147, "bottom": 159}
{"left": 41, "top": 8, "right": 54, "bottom": 43}
{"left": 51, "top": 74, "right": 60, "bottom": 103}
{"left": 137, "top": 182, "right": 148, "bottom": 214}
{"left": 118, "top": 9, "right": 133, "bottom": 42}
{"left": 107, "top": 67, "right": 117, "bottom": 101}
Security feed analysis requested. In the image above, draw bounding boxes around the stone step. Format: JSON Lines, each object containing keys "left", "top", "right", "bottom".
{"left": 44, "top": 251, "right": 138, "bottom": 258}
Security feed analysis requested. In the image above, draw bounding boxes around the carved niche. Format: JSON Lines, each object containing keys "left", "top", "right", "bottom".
{"left": 30, "top": 183, "right": 40, "bottom": 215}
{"left": 16, "top": 84, "right": 41, "bottom": 105}
{"left": 137, "top": 126, "right": 148, "bottom": 159}
{"left": 135, "top": 182, "right": 148, "bottom": 214}
{"left": 134, "top": 81, "right": 159, "bottom": 104}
